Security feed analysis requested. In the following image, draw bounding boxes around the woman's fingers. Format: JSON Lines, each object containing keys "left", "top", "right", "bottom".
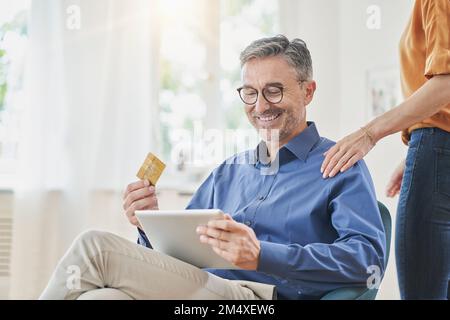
{"left": 387, "top": 186, "right": 400, "bottom": 198}
{"left": 386, "top": 177, "right": 396, "bottom": 195}
{"left": 339, "top": 153, "right": 362, "bottom": 173}
{"left": 327, "top": 151, "right": 355, "bottom": 178}
{"left": 386, "top": 183, "right": 400, "bottom": 197}
{"left": 386, "top": 176, "right": 401, "bottom": 197}
{"left": 321, "top": 145, "right": 340, "bottom": 175}
{"left": 385, "top": 159, "right": 405, "bottom": 197}
{"left": 322, "top": 148, "right": 349, "bottom": 178}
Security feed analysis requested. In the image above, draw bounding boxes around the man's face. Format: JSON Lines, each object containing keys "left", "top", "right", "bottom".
{"left": 240, "top": 55, "right": 315, "bottom": 144}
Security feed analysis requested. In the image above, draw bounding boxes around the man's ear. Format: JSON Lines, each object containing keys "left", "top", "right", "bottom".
{"left": 304, "top": 80, "right": 316, "bottom": 104}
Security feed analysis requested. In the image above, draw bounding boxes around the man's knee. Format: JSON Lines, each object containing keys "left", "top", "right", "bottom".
{"left": 72, "top": 229, "right": 114, "bottom": 253}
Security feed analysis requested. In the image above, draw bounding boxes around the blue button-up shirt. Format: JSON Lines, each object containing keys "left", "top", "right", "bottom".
{"left": 138, "top": 122, "right": 386, "bottom": 299}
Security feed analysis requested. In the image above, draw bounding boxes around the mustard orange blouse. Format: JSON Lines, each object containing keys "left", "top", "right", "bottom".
{"left": 399, "top": 0, "right": 450, "bottom": 144}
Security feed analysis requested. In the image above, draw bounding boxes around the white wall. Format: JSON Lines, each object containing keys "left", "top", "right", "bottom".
{"left": 282, "top": 0, "right": 415, "bottom": 299}
{"left": 280, "top": 0, "right": 342, "bottom": 139}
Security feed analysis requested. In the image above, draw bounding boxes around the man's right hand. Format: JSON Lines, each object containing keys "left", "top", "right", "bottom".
{"left": 123, "top": 179, "right": 159, "bottom": 230}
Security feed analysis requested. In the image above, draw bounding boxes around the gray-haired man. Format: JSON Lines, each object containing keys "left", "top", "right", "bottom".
{"left": 40, "top": 35, "right": 385, "bottom": 300}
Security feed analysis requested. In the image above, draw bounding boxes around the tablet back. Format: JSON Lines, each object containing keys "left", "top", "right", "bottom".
{"left": 135, "top": 209, "right": 239, "bottom": 269}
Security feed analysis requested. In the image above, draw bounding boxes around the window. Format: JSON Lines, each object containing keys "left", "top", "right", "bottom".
{"left": 0, "top": 0, "right": 29, "bottom": 188}
{"left": 158, "top": 0, "right": 214, "bottom": 165}
{"left": 158, "top": 0, "right": 279, "bottom": 171}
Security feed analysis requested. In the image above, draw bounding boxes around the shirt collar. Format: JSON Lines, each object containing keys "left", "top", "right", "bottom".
{"left": 254, "top": 121, "right": 321, "bottom": 165}
{"left": 284, "top": 121, "right": 321, "bottom": 162}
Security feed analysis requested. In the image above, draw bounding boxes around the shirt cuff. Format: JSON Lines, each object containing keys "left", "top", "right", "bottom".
{"left": 137, "top": 228, "right": 152, "bottom": 248}
{"left": 257, "top": 240, "right": 292, "bottom": 278}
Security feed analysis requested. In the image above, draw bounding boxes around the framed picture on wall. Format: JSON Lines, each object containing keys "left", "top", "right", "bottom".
{"left": 366, "top": 67, "right": 403, "bottom": 120}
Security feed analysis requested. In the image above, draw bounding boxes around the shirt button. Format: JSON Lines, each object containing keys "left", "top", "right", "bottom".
{"left": 245, "top": 221, "right": 251, "bottom": 226}
{"left": 258, "top": 195, "right": 265, "bottom": 200}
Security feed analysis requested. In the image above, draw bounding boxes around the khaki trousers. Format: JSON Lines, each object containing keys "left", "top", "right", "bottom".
{"left": 39, "top": 230, "right": 276, "bottom": 300}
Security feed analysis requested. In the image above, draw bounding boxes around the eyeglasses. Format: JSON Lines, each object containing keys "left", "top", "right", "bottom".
{"left": 237, "top": 81, "right": 307, "bottom": 105}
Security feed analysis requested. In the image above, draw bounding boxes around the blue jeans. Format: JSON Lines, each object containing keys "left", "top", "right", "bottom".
{"left": 396, "top": 127, "right": 450, "bottom": 299}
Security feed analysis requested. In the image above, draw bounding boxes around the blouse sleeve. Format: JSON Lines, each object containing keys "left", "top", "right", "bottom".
{"left": 421, "top": 0, "right": 450, "bottom": 78}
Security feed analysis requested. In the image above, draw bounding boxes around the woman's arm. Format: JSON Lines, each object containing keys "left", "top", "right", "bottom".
{"left": 321, "top": 74, "right": 450, "bottom": 178}
{"left": 369, "top": 74, "right": 450, "bottom": 141}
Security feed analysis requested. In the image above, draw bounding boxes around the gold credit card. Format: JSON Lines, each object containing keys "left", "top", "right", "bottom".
{"left": 136, "top": 152, "right": 166, "bottom": 186}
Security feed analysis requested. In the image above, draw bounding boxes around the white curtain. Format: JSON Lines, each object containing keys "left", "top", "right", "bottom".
{"left": 9, "top": 0, "right": 160, "bottom": 299}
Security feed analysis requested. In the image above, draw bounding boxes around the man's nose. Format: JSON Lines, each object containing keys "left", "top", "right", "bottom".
{"left": 254, "top": 94, "right": 270, "bottom": 113}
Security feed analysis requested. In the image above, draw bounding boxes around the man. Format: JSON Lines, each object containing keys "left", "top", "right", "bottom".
{"left": 40, "top": 35, "right": 386, "bottom": 300}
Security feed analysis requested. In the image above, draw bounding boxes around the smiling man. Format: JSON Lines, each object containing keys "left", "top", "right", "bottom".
{"left": 40, "top": 35, "right": 386, "bottom": 300}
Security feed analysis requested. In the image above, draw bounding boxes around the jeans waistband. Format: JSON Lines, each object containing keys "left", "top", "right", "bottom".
{"left": 411, "top": 127, "right": 450, "bottom": 137}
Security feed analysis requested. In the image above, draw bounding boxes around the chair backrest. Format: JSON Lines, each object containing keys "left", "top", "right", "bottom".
{"left": 320, "top": 201, "right": 392, "bottom": 300}
{"left": 377, "top": 201, "right": 392, "bottom": 267}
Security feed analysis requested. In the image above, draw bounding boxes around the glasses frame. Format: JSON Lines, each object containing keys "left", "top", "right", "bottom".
{"left": 236, "top": 80, "right": 307, "bottom": 105}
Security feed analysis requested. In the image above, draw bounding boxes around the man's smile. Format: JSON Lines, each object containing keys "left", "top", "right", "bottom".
{"left": 254, "top": 110, "right": 284, "bottom": 127}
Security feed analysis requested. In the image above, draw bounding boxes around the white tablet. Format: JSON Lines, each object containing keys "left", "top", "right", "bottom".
{"left": 135, "top": 209, "right": 240, "bottom": 269}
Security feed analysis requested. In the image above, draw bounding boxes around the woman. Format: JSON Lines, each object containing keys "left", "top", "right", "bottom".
{"left": 321, "top": 0, "right": 450, "bottom": 299}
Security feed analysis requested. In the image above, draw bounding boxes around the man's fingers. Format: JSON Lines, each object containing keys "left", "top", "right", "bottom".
{"left": 207, "top": 219, "right": 240, "bottom": 232}
{"left": 211, "top": 228, "right": 232, "bottom": 242}
{"left": 125, "top": 197, "right": 157, "bottom": 220}
{"left": 129, "top": 215, "right": 142, "bottom": 228}
{"left": 204, "top": 237, "right": 239, "bottom": 266}
{"left": 123, "top": 180, "right": 150, "bottom": 199}
{"left": 224, "top": 213, "right": 233, "bottom": 221}
{"left": 197, "top": 226, "right": 232, "bottom": 241}
{"left": 123, "top": 186, "right": 155, "bottom": 210}
{"left": 199, "top": 234, "right": 230, "bottom": 251}
{"left": 211, "top": 246, "right": 236, "bottom": 265}
{"left": 133, "top": 196, "right": 158, "bottom": 211}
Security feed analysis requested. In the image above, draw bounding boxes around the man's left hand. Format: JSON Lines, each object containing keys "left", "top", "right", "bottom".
{"left": 196, "top": 214, "right": 260, "bottom": 270}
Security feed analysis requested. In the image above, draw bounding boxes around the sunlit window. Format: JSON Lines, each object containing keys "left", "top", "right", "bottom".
{"left": 0, "top": 0, "right": 29, "bottom": 187}
{"left": 158, "top": 0, "right": 210, "bottom": 163}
